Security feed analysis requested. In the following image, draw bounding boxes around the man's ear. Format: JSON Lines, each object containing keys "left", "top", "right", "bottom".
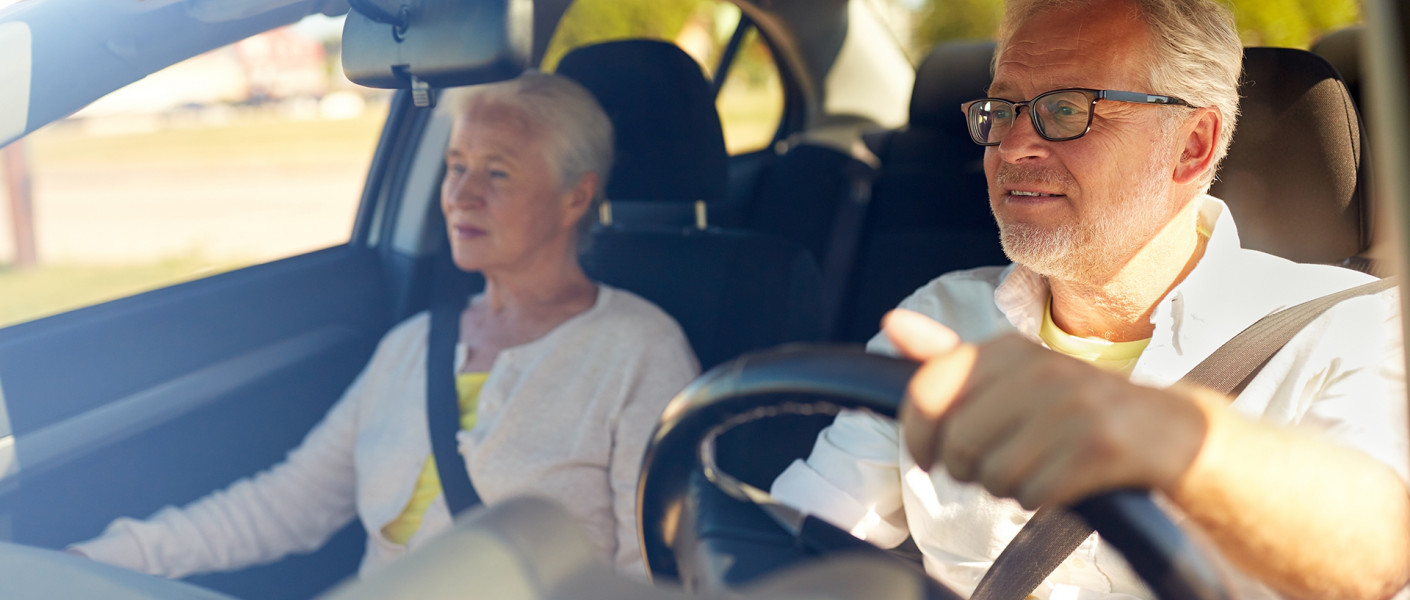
{"left": 1172, "top": 107, "right": 1221, "bottom": 185}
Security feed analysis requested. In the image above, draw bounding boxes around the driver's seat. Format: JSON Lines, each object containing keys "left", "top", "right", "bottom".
{"left": 1210, "top": 46, "right": 1377, "bottom": 273}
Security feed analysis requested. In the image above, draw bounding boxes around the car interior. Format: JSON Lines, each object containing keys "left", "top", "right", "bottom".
{"left": 0, "top": 0, "right": 1405, "bottom": 598}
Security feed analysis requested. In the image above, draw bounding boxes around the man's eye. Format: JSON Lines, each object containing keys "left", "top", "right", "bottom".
{"left": 1038, "top": 100, "right": 1086, "bottom": 124}
{"left": 992, "top": 107, "right": 1013, "bottom": 120}
{"left": 489, "top": 169, "right": 509, "bottom": 180}
{"left": 447, "top": 164, "right": 467, "bottom": 175}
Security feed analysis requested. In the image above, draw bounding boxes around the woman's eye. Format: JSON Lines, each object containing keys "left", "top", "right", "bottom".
{"left": 489, "top": 169, "right": 509, "bottom": 180}
{"left": 447, "top": 163, "right": 467, "bottom": 176}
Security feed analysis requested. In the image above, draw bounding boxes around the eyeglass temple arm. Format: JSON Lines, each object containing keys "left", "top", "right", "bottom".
{"left": 1097, "top": 90, "right": 1191, "bottom": 106}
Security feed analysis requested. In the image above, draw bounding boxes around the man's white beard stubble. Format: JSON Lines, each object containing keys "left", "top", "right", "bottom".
{"left": 993, "top": 140, "right": 1176, "bottom": 284}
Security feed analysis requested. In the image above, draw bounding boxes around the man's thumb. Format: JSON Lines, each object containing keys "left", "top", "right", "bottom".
{"left": 882, "top": 309, "right": 961, "bottom": 360}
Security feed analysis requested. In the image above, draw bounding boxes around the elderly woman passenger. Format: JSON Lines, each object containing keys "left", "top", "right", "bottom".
{"left": 69, "top": 72, "right": 699, "bottom": 578}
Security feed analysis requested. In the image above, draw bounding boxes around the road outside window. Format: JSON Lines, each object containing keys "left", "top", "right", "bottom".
{"left": 0, "top": 15, "right": 390, "bottom": 328}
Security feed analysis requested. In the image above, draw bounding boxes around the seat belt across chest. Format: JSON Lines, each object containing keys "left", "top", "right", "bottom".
{"left": 428, "top": 301, "right": 483, "bottom": 517}
{"left": 970, "top": 276, "right": 1398, "bottom": 600}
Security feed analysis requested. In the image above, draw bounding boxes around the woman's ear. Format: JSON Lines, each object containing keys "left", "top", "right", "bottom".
{"left": 1172, "top": 107, "right": 1221, "bottom": 185}
{"left": 562, "top": 171, "right": 598, "bottom": 228}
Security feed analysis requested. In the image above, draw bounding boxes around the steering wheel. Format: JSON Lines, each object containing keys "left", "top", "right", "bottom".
{"left": 637, "top": 345, "right": 1232, "bottom": 600}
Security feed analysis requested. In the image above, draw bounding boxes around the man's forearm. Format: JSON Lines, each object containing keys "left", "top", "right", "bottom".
{"left": 1170, "top": 389, "right": 1410, "bottom": 600}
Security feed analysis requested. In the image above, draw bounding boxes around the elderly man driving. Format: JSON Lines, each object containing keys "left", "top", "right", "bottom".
{"left": 771, "top": 0, "right": 1409, "bottom": 598}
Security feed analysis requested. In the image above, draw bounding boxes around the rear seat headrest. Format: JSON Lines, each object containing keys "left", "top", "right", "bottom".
{"left": 556, "top": 39, "right": 729, "bottom": 204}
{"left": 909, "top": 40, "right": 996, "bottom": 134}
{"left": 1210, "top": 46, "right": 1365, "bottom": 264}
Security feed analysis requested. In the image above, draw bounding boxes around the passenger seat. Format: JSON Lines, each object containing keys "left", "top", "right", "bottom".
{"left": 556, "top": 39, "right": 729, "bottom": 230}
{"left": 556, "top": 40, "right": 826, "bottom": 369}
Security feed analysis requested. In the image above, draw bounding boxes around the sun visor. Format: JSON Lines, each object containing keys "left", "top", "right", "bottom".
{"left": 341, "top": 0, "right": 531, "bottom": 105}
{"left": 0, "top": 21, "right": 31, "bottom": 146}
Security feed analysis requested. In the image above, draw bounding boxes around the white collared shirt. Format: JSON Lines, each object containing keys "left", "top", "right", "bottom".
{"left": 771, "top": 196, "right": 1407, "bottom": 599}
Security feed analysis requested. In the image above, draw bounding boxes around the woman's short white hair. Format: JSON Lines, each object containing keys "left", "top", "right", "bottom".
{"left": 440, "top": 72, "right": 614, "bottom": 245}
{"left": 996, "top": 0, "right": 1242, "bottom": 191}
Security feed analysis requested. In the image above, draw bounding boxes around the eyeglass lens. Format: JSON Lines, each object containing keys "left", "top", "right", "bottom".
{"left": 967, "top": 90, "right": 1094, "bottom": 145}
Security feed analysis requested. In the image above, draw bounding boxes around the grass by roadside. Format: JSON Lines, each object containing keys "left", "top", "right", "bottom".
{"left": 0, "top": 108, "right": 385, "bottom": 330}
{"left": 25, "top": 109, "right": 388, "bottom": 168}
{"left": 0, "top": 258, "right": 238, "bottom": 328}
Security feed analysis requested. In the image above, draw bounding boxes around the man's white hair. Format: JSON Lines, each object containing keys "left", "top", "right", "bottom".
{"left": 995, "top": 0, "right": 1242, "bottom": 191}
{"left": 440, "top": 72, "right": 614, "bottom": 244}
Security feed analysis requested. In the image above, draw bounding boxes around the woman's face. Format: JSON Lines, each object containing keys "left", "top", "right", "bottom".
{"left": 441, "top": 101, "right": 593, "bottom": 275}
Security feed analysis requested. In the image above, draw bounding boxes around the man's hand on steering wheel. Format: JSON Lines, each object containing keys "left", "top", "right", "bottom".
{"left": 885, "top": 309, "right": 1211, "bottom": 510}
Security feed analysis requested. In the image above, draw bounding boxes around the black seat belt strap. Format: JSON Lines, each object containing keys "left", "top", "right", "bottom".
{"left": 428, "top": 301, "right": 483, "bottom": 517}
{"left": 970, "top": 276, "right": 1397, "bottom": 600}
{"left": 821, "top": 151, "right": 879, "bottom": 338}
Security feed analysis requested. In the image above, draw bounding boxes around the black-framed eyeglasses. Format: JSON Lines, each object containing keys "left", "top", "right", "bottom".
{"left": 961, "top": 88, "right": 1194, "bottom": 146}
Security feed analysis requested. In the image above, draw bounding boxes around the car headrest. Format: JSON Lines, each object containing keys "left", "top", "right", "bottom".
{"left": 1210, "top": 46, "right": 1366, "bottom": 264}
{"left": 1311, "top": 26, "right": 1363, "bottom": 109}
{"left": 556, "top": 39, "right": 728, "bottom": 204}
{"left": 341, "top": 0, "right": 530, "bottom": 91}
{"left": 909, "top": 39, "right": 995, "bottom": 133}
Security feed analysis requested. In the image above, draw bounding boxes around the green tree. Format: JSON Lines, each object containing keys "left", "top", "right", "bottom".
{"left": 541, "top": 0, "right": 709, "bottom": 71}
{"left": 910, "top": 0, "right": 1361, "bottom": 53}
{"left": 912, "top": 0, "right": 1004, "bottom": 51}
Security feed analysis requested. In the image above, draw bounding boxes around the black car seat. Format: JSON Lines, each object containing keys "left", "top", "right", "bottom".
{"left": 742, "top": 125, "right": 882, "bottom": 338}
{"left": 555, "top": 39, "right": 826, "bottom": 370}
{"left": 1209, "top": 46, "right": 1377, "bottom": 273}
{"left": 836, "top": 40, "right": 1006, "bottom": 343}
{"left": 555, "top": 39, "right": 729, "bottom": 230}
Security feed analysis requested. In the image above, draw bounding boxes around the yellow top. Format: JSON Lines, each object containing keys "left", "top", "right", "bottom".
{"left": 1039, "top": 301, "right": 1150, "bottom": 376}
{"left": 380, "top": 371, "right": 489, "bottom": 545}
{"left": 1037, "top": 214, "right": 1204, "bottom": 374}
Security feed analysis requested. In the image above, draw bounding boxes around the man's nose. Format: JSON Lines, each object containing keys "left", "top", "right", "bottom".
{"left": 995, "top": 107, "right": 1050, "bottom": 162}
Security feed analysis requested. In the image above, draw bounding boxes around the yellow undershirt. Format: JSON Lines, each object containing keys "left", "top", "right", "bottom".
{"left": 1039, "top": 301, "right": 1150, "bottom": 375}
{"left": 381, "top": 372, "right": 489, "bottom": 545}
{"left": 1036, "top": 217, "right": 1207, "bottom": 373}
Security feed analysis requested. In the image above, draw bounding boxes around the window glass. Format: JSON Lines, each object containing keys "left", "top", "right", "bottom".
{"left": 0, "top": 15, "right": 390, "bottom": 328}
{"left": 715, "top": 28, "right": 785, "bottom": 153}
{"left": 542, "top": 0, "right": 784, "bottom": 154}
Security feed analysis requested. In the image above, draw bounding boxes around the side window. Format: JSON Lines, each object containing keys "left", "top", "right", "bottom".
{"left": 542, "top": 0, "right": 785, "bottom": 154}
{"left": 0, "top": 15, "right": 391, "bottom": 328}
{"left": 714, "top": 28, "right": 785, "bottom": 154}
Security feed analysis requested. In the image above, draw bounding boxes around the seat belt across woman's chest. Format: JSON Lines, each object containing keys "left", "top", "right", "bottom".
{"left": 428, "top": 301, "right": 484, "bottom": 516}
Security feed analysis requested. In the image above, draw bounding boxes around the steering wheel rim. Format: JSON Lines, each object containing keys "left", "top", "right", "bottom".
{"left": 637, "top": 344, "right": 1232, "bottom": 600}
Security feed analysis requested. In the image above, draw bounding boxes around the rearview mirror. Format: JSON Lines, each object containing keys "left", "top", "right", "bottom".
{"left": 341, "top": 0, "right": 531, "bottom": 103}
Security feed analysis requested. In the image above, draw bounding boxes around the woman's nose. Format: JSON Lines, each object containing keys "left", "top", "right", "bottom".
{"left": 446, "top": 171, "right": 488, "bottom": 207}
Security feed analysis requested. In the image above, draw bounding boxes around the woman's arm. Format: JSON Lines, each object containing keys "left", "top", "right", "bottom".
{"left": 606, "top": 334, "right": 698, "bottom": 576}
{"left": 70, "top": 359, "right": 375, "bottom": 578}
